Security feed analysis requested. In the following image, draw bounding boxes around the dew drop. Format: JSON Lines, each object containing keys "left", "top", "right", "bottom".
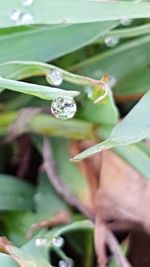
{"left": 58, "top": 260, "right": 73, "bottom": 267}
{"left": 10, "top": 9, "right": 21, "bottom": 22}
{"left": 35, "top": 238, "right": 47, "bottom": 247}
{"left": 19, "top": 12, "right": 34, "bottom": 25}
{"left": 104, "top": 36, "right": 119, "bottom": 48}
{"left": 46, "top": 69, "right": 63, "bottom": 86}
{"left": 85, "top": 85, "right": 93, "bottom": 98}
{"left": 120, "top": 18, "right": 132, "bottom": 26}
{"left": 22, "top": 0, "right": 34, "bottom": 6}
{"left": 52, "top": 236, "right": 64, "bottom": 248}
{"left": 51, "top": 96, "right": 77, "bottom": 120}
{"left": 10, "top": 10, "right": 34, "bottom": 25}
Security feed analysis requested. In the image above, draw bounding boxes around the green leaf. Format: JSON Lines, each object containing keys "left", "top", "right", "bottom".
{"left": 95, "top": 23, "right": 150, "bottom": 41}
{"left": 0, "top": 22, "right": 117, "bottom": 63}
{"left": 1, "top": 1, "right": 150, "bottom": 27}
{"left": 72, "top": 35, "right": 150, "bottom": 96}
{"left": 77, "top": 89, "right": 119, "bottom": 126}
{"left": 0, "top": 111, "right": 95, "bottom": 140}
{"left": 0, "top": 76, "right": 79, "bottom": 100}
{"left": 72, "top": 91, "right": 150, "bottom": 161}
{"left": 51, "top": 138, "right": 92, "bottom": 205}
{"left": 34, "top": 171, "right": 69, "bottom": 221}
{"left": 0, "top": 174, "right": 34, "bottom": 211}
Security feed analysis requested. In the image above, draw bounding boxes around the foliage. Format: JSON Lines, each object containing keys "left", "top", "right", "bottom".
{"left": 0, "top": 1, "right": 150, "bottom": 267}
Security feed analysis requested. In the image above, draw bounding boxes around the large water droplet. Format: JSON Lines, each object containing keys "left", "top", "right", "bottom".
{"left": 22, "top": 0, "right": 34, "bottom": 6}
{"left": 51, "top": 96, "right": 77, "bottom": 120}
{"left": 46, "top": 69, "right": 63, "bottom": 86}
{"left": 52, "top": 236, "right": 64, "bottom": 248}
{"left": 120, "top": 18, "right": 132, "bottom": 26}
{"left": 58, "top": 260, "right": 73, "bottom": 267}
{"left": 10, "top": 10, "right": 34, "bottom": 25}
{"left": 35, "top": 238, "right": 47, "bottom": 247}
{"left": 104, "top": 36, "right": 119, "bottom": 48}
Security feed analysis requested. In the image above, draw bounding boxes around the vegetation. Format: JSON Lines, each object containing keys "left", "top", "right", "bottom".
{"left": 0, "top": 1, "right": 150, "bottom": 267}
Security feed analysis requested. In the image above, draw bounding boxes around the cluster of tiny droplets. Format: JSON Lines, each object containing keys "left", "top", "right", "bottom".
{"left": 10, "top": 0, "right": 34, "bottom": 25}
{"left": 51, "top": 96, "right": 77, "bottom": 120}
{"left": 46, "top": 69, "right": 63, "bottom": 86}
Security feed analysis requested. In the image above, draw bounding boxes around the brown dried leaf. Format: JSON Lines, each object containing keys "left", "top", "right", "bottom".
{"left": 96, "top": 150, "right": 150, "bottom": 233}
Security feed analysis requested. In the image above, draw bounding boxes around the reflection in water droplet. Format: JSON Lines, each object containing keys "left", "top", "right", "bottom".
{"left": 22, "top": 0, "right": 34, "bottom": 6}
{"left": 46, "top": 69, "right": 63, "bottom": 86}
{"left": 120, "top": 18, "right": 132, "bottom": 26}
{"left": 104, "top": 36, "right": 119, "bottom": 48}
{"left": 52, "top": 236, "right": 64, "bottom": 248}
{"left": 10, "top": 10, "right": 34, "bottom": 25}
{"left": 35, "top": 238, "right": 47, "bottom": 247}
{"left": 51, "top": 96, "right": 77, "bottom": 120}
{"left": 59, "top": 260, "right": 73, "bottom": 267}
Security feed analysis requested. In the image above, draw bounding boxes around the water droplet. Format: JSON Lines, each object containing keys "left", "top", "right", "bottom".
{"left": 58, "top": 260, "right": 73, "bottom": 267}
{"left": 19, "top": 12, "right": 34, "bottom": 25}
{"left": 85, "top": 85, "right": 93, "bottom": 98}
{"left": 35, "top": 238, "right": 47, "bottom": 247}
{"left": 109, "top": 76, "right": 117, "bottom": 88}
{"left": 22, "top": 0, "right": 34, "bottom": 6}
{"left": 104, "top": 36, "right": 119, "bottom": 48}
{"left": 10, "top": 10, "right": 34, "bottom": 25}
{"left": 51, "top": 96, "right": 77, "bottom": 120}
{"left": 10, "top": 9, "right": 21, "bottom": 22}
{"left": 120, "top": 18, "right": 132, "bottom": 26}
{"left": 46, "top": 69, "right": 63, "bottom": 86}
{"left": 52, "top": 236, "right": 64, "bottom": 248}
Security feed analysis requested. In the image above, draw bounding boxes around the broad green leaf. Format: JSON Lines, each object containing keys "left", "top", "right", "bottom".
{"left": 0, "top": 174, "right": 34, "bottom": 211}
{"left": 0, "top": 22, "right": 117, "bottom": 63}
{"left": 72, "top": 91, "right": 150, "bottom": 161}
{"left": 0, "top": 76, "right": 79, "bottom": 100}
{"left": 1, "top": 1, "right": 150, "bottom": 27}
